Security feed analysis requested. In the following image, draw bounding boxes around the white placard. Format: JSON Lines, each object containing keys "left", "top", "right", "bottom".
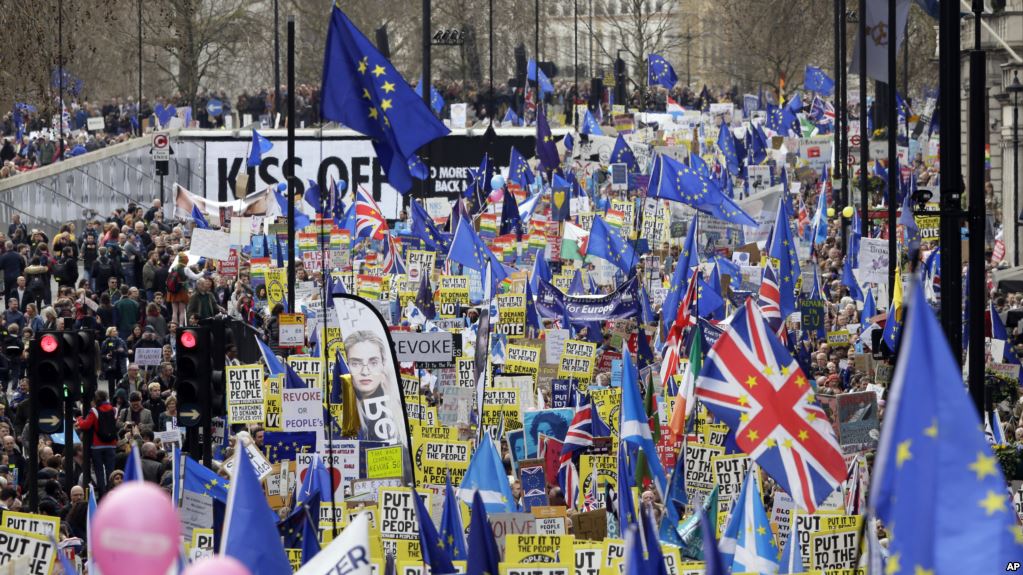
{"left": 282, "top": 387, "right": 324, "bottom": 433}
{"left": 86, "top": 116, "right": 105, "bottom": 131}
{"left": 221, "top": 441, "right": 273, "bottom": 481}
{"left": 226, "top": 364, "right": 265, "bottom": 424}
{"left": 189, "top": 228, "right": 232, "bottom": 260}
{"left": 450, "top": 103, "right": 467, "bottom": 129}
{"left": 134, "top": 346, "right": 163, "bottom": 367}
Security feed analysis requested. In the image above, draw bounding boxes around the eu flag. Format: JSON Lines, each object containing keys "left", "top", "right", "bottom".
{"left": 499, "top": 190, "right": 522, "bottom": 238}
{"left": 581, "top": 109, "right": 603, "bottom": 136}
{"left": 183, "top": 455, "right": 229, "bottom": 503}
{"left": 647, "top": 54, "right": 678, "bottom": 91}
{"left": 870, "top": 278, "right": 1023, "bottom": 573}
{"left": 191, "top": 204, "right": 210, "bottom": 230}
{"left": 447, "top": 218, "right": 508, "bottom": 288}
{"left": 767, "top": 199, "right": 801, "bottom": 320}
{"left": 508, "top": 147, "right": 535, "bottom": 188}
{"left": 415, "top": 78, "right": 445, "bottom": 114}
{"left": 609, "top": 135, "right": 638, "bottom": 173}
{"left": 804, "top": 65, "right": 835, "bottom": 95}
{"left": 413, "top": 488, "right": 457, "bottom": 575}
{"left": 587, "top": 216, "right": 636, "bottom": 273}
{"left": 536, "top": 106, "right": 560, "bottom": 173}
{"left": 409, "top": 199, "right": 448, "bottom": 252}
{"left": 550, "top": 172, "right": 572, "bottom": 221}
{"left": 528, "top": 59, "right": 555, "bottom": 96}
{"left": 717, "top": 120, "right": 740, "bottom": 177}
{"left": 648, "top": 153, "right": 723, "bottom": 207}
{"left": 247, "top": 130, "right": 273, "bottom": 168}
{"left": 321, "top": 4, "right": 450, "bottom": 193}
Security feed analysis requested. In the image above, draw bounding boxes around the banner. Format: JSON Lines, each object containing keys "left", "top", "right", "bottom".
{"left": 535, "top": 276, "right": 641, "bottom": 322}
{"left": 332, "top": 294, "right": 414, "bottom": 485}
{"left": 295, "top": 512, "right": 373, "bottom": 575}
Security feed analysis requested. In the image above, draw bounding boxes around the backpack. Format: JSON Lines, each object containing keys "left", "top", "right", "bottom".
{"left": 27, "top": 274, "right": 44, "bottom": 294}
{"left": 96, "top": 406, "right": 117, "bottom": 442}
{"left": 166, "top": 269, "right": 183, "bottom": 294}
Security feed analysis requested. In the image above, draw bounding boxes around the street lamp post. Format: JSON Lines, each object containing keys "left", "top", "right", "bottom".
{"left": 1009, "top": 71, "right": 1022, "bottom": 265}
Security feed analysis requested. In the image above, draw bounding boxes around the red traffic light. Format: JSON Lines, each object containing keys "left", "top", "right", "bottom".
{"left": 180, "top": 331, "right": 198, "bottom": 349}
{"left": 40, "top": 334, "right": 59, "bottom": 353}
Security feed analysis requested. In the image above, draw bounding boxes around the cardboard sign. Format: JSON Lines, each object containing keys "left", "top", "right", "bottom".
{"left": 134, "top": 346, "right": 163, "bottom": 367}
{"left": 505, "top": 534, "right": 574, "bottom": 565}
{"left": 573, "top": 509, "right": 608, "bottom": 541}
{"left": 189, "top": 228, "right": 233, "bottom": 260}
{"left": 282, "top": 387, "right": 324, "bottom": 434}
{"left": 189, "top": 528, "right": 215, "bottom": 563}
{"left": 711, "top": 453, "right": 754, "bottom": 532}
{"left": 0, "top": 527, "right": 56, "bottom": 575}
{"left": 810, "top": 526, "right": 860, "bottom": 571}
{"left": 264, "top": 375, "right": 283, "bottom": 431}
{"left": 1, "top": 511, "right": 58, "bottom": 538}
{"left": 366, "top": 445, "right": 404, "bottom": 479}
{"left": 226, "top": 364, "right": 264, "bottom": 424}
{"left": 684, "top": 442, "right": 725, "bottom": 498}
{"left": 221, "top": 441, "right": 274, "bottom": 481}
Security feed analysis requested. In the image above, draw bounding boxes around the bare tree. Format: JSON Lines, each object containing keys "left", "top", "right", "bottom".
{"left": 713, "top": 0, "right": 832, "bottom": 95}
{"left": 138, "top": 0, "right": 263, "bottom": 106}
{"left": 583, "top": 0, "right": 684, "bottom": 89}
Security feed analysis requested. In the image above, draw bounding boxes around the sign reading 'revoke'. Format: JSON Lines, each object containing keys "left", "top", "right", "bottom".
{"left": 391, "top": 331, "right": 457, "bottom": 364}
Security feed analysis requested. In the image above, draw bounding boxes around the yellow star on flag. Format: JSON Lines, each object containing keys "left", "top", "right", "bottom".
{"left": 371, "top": 64, "right": 386, "bottom": 77}
{"left": 979, "top": 490, "right": 1007, "bottom": 516}
{"left": 886, "top": 553, "right": 901, "bottom": 575}
{"left": 914, "top": 566, "right": 934, "bottom": 575}
{"left": 797, "top": 429, "right": 809, "bottom": 441}
{"left": 746, "top": 429, "right": 759, "bottom": 442}
{"left": 924, "top": 420, "right": 938, "bottom": 438}
{"left": 745, "top": 376, "right": 758, "bottom": 388}
{"left": 381, "top": 81, "right": 396, "bottom": 93}
{"left": 896, "top": 440, "right": 912, "bottom": 468}
{"left": 968, "top": 452, "right": 997, "bottom": 480}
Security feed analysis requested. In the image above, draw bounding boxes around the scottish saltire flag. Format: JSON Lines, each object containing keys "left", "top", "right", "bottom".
{"left": 610, "top": 134, "right": 639, "bottom": 173}
{"left": 527, "top": 59, "right": 555, "bottom": 96}
{"left": 587, "top": 216, "right": 636, "bottom": 273}
{"left": 810, "top": 186, "right": 828, "bottom": 247}
{"left": 508, "top": 146, "right": 535, "bottom": 187}
{"left": 758, "top": 262, "right": 783, "bottom": 334}
{"left": 719, "top": 467, "right": 779, "bottom": 574}
{"left": 536, "top": 106, "right": 560, "bottom": 173}
{"left": 247, "top": 130, "right": 273, "bottom": 168}
{"left": 321, "top": 4, "right": 450, "bottom": 193}
{"left": 695, "top": 299, "right": 846, "bottom": 513}
{"left": 871, "top": 278, "right": 1023, "bottom": 573}
{"left": 581, "top": 109, "right": 603, "bottom": 135}
{"left": 804, "top": 65, "right": 835, "bottom": 95}
{"left": 415, "top": 78, "right": 445, "bottom": 114}
{"left": 621, "top": 351, "right": 668, "bottom": 499}
{"left": 191, "top": 204, "right": 210, "bottom": 230}
{"left": 768, "top": 199, "right": 801, "bottom": 320}
{"left": 881, "top": 269, "right": 904, "bottom": 350}
{"left": 459, "top": 432, "right": 517, "bottom": 513}
{"left": 647, "top": 54, "right": 678, "bottom": 90}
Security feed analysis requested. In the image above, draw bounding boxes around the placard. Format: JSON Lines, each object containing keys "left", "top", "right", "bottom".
{"left": 1, "top": 511, "right": 58, "bottom": 538}
{"left": 134, "top": 346, "right": 163, "bottom": 367}
{"left": 226, "top": 364, "right": 265, "bottom": 424}
{"left": 0, "top": 526, "right": 56, "bottom": 575}
{"left": 279, "top": 313, "right": 306, "bottom": 347}
{"left": 366, "top": 445, "right": 404, "bottom": 479}
{"left": 189, "top": 228, "right": 233, "bottom": 260}
{"left": 282, "top": 387, "right": 324, "bottom": 434}
{"left": 221, "top": 441, "right": 274, "bottom": 481}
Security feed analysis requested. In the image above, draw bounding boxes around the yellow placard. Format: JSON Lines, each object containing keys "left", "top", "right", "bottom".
{"left": 505, "top": 534, "right": 574, "bottom": 565}
{"left": 365, "top": 445, "right": 404, "bottom": 479}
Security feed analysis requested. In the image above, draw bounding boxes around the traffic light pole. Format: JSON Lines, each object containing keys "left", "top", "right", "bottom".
{"left": 26, "top": 345, "right": 40, "bottom": 512}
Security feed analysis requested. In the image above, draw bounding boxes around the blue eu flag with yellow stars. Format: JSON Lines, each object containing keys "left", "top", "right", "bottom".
{"left": 536, "top": 106, "right": 560, "bottom": 173}
{"left": 587, "top": 216, "right": 637, "bottom": 273}
{"left": 183, "top": 455, "right": 229, "bottom": 503}
{"left": 870, "top": 278, "right": 1023, "bottom": 574}
{"left": 647, "top": 53, "right": 678, "bottom": 91}
{"left": 804, "top": 65, "right": 834, "bottom": 95}
{"left": 321, "top": 3, "right": 449, "bottom": 194}
{"left": 609, "top": 134, "right": 638, "bottom": 173}
{"left": 507, "top": 146, "right": 534, "bottom": 188}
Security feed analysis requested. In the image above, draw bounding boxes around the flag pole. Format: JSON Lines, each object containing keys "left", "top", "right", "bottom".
{"left": 286, "top": 16, "right": 297, "bottom": 311}
{"left": 320, "top": 178, "right": 339, "bottom": 539}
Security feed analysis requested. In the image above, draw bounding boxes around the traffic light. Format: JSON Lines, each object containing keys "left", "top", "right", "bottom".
{"left": 209, "top": 320, "right": 229, "bottom": 416}
{"left": 74, "top": 331, "right": 99, "bottom": 399}
{"left": 30, "top": 332, "right": 78, "bottom": 434}
{"left": 176, "top": 327, "right": 211, "bottom": 428}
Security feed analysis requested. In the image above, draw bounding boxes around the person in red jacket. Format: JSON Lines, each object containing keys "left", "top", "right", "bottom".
{"left": 75, "top": 390, "right": 119, "bottom": 496}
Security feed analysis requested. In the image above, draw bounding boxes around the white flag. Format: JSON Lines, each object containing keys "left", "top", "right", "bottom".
{"left": 848, "top": 0, "right": 911, "bottom": 82}
{"left": 295, "top": 512, "right": 372, "bottom": 575}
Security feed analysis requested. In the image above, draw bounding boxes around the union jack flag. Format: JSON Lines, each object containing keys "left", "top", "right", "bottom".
{"left": 558, "top": 393, "right": 593, "bottom": 510}
{"left": 757, "top": 262, "right": 782, "bottom": 334}
{"left": 355, "top": 187, "right": 388, "bottom": 240}
{"left": 809, "top": 95, "right": 835, "bottom": 125}
{"left": 695, "top": 298, "right": 845, "bottom": 513}
{"left": 381, "top": 234, "right": 405, "bottom": 274}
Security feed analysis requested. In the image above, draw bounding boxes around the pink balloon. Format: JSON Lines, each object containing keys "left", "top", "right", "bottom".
{"left": 183, "top": 556, "right": 252, "bottom": 575}
{"left": 92, "top": 483, "right": 182, "bottom": 575}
